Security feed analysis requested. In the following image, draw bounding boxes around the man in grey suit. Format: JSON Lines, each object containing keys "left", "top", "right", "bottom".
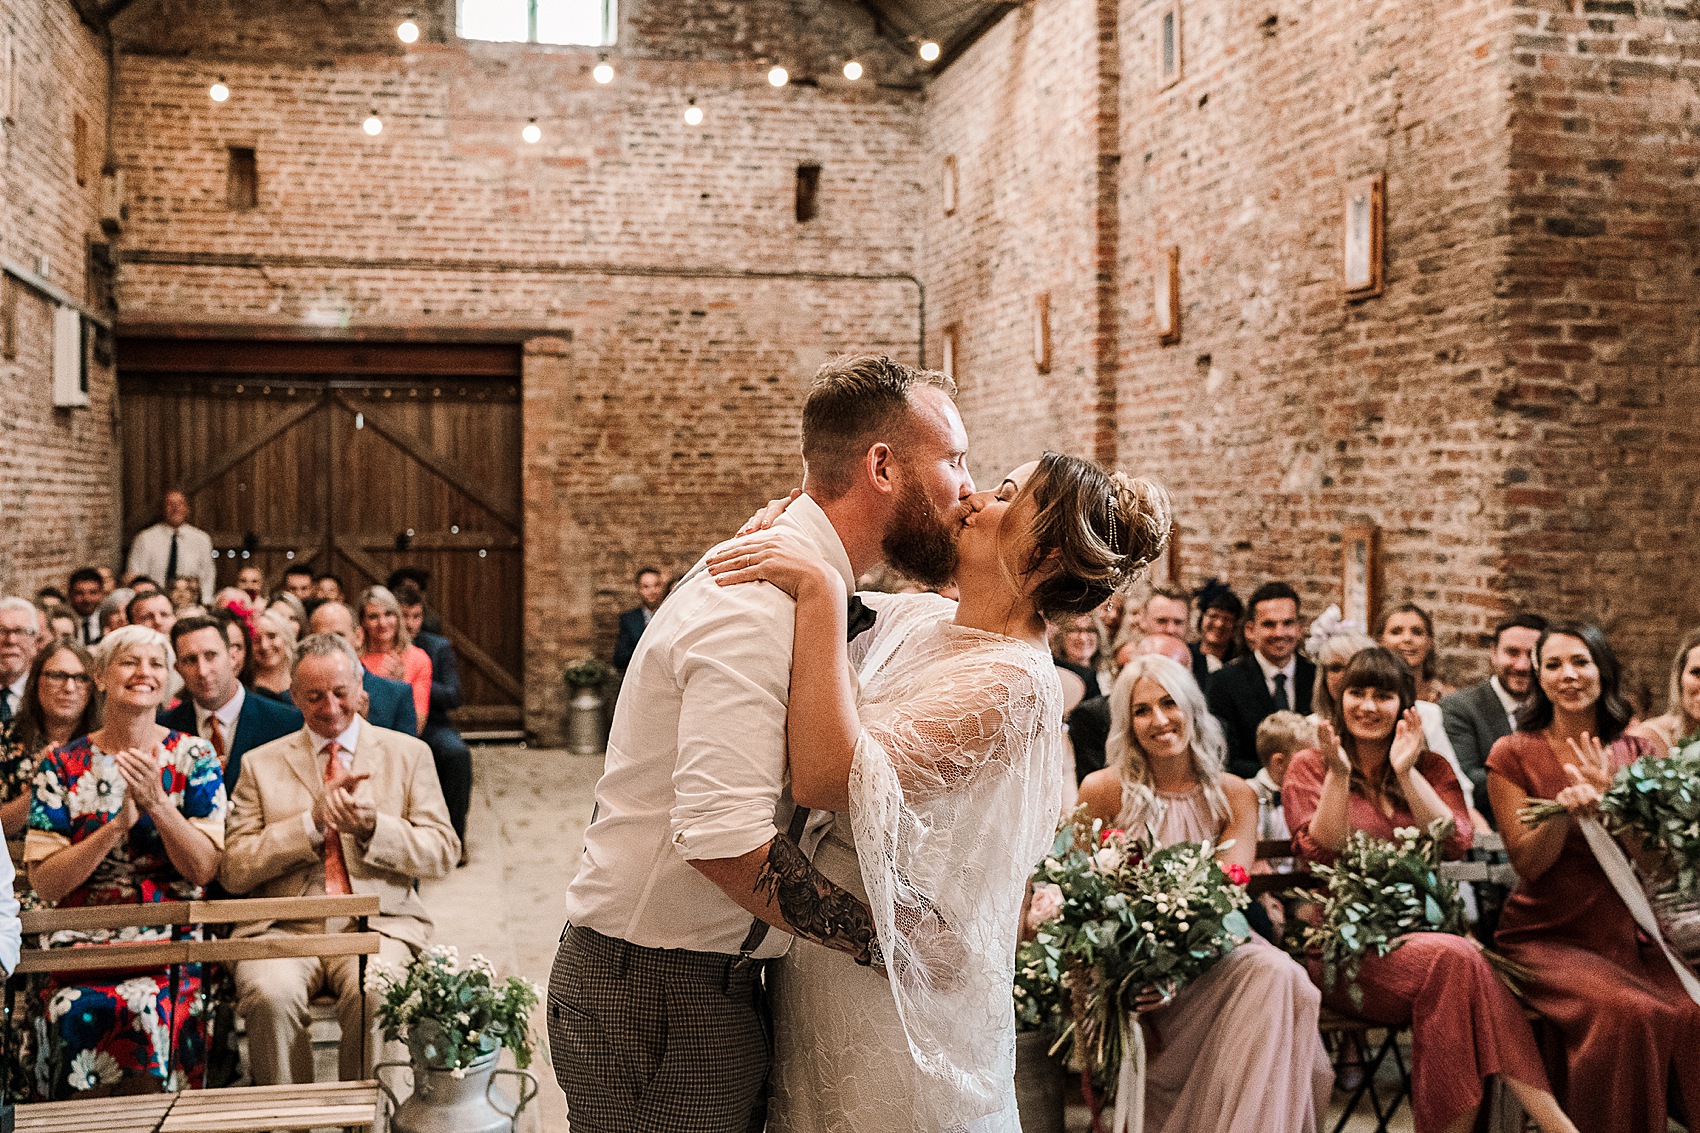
{"left": 1440, "top": 612, "right": 1547, "bottom": 827}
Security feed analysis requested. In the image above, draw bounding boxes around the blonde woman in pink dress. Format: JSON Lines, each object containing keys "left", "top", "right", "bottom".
{"left": 1079, "top": 653, "right": 1332, "bottom": 1133}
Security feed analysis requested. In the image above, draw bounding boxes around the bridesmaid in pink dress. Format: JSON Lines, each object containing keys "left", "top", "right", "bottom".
{"left": 1486, "top": 621, "right": 1700, "bottom": 1133}
{"left": 1080, "top": 654, "right": 1332, "bottom": 1133}
{"left": 1283, "top": 647, "right": 1575, "bottom": 1133}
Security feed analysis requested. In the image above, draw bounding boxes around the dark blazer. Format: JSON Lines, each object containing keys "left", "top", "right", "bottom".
{"left": 1440, "top": 680, "right": 1514, "bottom": 827}
{"left": 414, "top": 630, "right": 464, "bottom": 728}
{"left": 158, "top": 689, "right": 304, "bottom": 791}
{"left": 1205, "top": 652, "right": 1316, "bottom": 780}
{"left": 1189, "top": 642, "right": 1222, "bottom": 691}
{"left": 363, "top": 669, "right": 419, "bottom": 737}
{"left": 613, "top": 607, "right": 650, "bottom": 670}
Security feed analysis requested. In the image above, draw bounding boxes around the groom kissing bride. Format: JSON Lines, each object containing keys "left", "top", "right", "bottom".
{"left": 549, "top": 354, "right": 1171, "bottom": 1133}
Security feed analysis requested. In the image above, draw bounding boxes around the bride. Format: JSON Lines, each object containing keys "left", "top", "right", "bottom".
{"left": 707, "top": 451, "right": 1170, "bottom": 1132}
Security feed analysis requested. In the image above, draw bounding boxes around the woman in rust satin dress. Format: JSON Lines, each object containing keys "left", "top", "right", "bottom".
{"left": 1488, "top": 621, "right": 1700, "bottom": 1133}
{"left": 1285, "top": 648, "right": 1573, "bottom": 1133}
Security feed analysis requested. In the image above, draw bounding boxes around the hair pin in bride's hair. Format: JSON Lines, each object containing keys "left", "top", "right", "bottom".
{"left": 1105, "top": 491, "right": 1119, "bottom": 554}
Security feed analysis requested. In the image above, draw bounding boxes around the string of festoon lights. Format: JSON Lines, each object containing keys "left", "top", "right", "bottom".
{"left": 206, "top": 18, "right": 943, "bottom": 138}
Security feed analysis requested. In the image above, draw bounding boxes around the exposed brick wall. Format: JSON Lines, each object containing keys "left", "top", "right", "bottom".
{"left": 107, "top": 0, "right": 925, "bottom": 739}
{"left": 0, "top": 0, "right": 119, "bottom": 601}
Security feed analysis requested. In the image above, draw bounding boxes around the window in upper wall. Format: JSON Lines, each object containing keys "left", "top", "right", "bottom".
{"left": 458, "top": 0, "right": 617, "bottom": 46}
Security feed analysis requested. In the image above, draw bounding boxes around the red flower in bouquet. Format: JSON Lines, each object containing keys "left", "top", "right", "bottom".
{"left": 1225, "top": 863, "right": 1249, "bottom": 887}
{"left": 1100, "top": 827, "right": 1125, "bottom": 845}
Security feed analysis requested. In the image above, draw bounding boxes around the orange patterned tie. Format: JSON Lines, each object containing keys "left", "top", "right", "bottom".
{"left": 322, "top": 740, "right": 352, "bottom": 896}
{"left": 208, "top": 716, "right": 227, "bottom": 768}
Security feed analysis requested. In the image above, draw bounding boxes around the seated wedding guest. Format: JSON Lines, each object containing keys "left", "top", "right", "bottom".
{"left": 96, "top": 588, "right": 134, "bottom": 638}
{"left": 396, "top": 585, "right": 472, "bottom": 854}
{"left": 314, "top": 574, "right": 345, "bottom": 603}
{"left": 67, "top": 568, "right": 106, "bottom": 646}
{"left": 1308, "top": 612, "right": 1477, "bottom": 815}
{"left": 126, "top": 591, "right": 176, "bottom": 637}
{"left": 307, "top": 602, "right": 417, "bottom": 736}
{"left": 1487, "top": 622, "right": 1700, "bottom": 1133}
{"left": 1440, "top": 613, "right": 1547, "bottom": 825}
{"left": 211, "top": 588, "right": 250, "bottom": 614}
{"left": 1138, "top": 586, "right": 1191, "bottom": 640}
{"left": 1, "top": 639, "right": 97, "bottom": 847}
{"left": 1189, "top": 579, "right": 1243, "bottom": 686}
{"left": 613, "top": 567, "right": 668, "bottom": 671}
{"left": 126, "top": 490, "right": 216, "bottom": 605}
{"left": 214, "top": 607, "right": 257, "bottom": 687}
{"left": 250, "top": 609, "right": 299, "bottom": 702}
{"left": 0, "top": 598, "right": 43, "bottom": 740}
{"left": 26, "top": 625, "right": 226, "bottom": 1098}
{"left": 1078, "top": 654, "right": 1331, "bottom": 1133}
{"left": 267, "top": 593, "right": 306, "bottom": 637}
{"left": 1285, "top": 647, "right": 1575, "bottom": 1133}
{"left": 386, "top": 568, "right": 443, "bottom": 637}
{"left": 46, "top": 608, "right": 79, "bottom": 642}
{"left": 36, "top": 587, "right": 66, "bottom": 610}
{"left": 1627, "top": 626, "right": 1700, "bottom": 754}
{"left": 1251, "top": 710, "right": 1312, "bottom": 842}
{"left": 235, "top": 566, "right": 264, "bottom": 606}
{"left": 168, "top": 576, "right": 202, "bottom": 612}
{"left": 357, "top": 587, "right": 432, "bottom": 726}
{"left": 1135, "top": 631, "right": 1192, "bottom": 668}
{"left": 1207, "top": 582, "right": 1313, "bottom": 779}
{"left": 1380, "top": 602, "right": 1454, "bottom": 702}
{"left": 281, "top": 565, "right": 315, "bottom": 602}
{"left": 161, "top": 616, "right": 302, "bottom": 791}
{"left": 128, "top": 577, "right": 162, "bottom": 598}
{"left": 221, "top": 633, "right": 458, "bottom": 1084}
{"left": 1052, "top": 611, "right": 1110, "bottom": 697}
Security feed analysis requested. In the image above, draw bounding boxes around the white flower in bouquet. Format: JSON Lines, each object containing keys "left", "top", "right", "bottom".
{"left": 1028, "top": 882, "right": 1065, "bottom": 929}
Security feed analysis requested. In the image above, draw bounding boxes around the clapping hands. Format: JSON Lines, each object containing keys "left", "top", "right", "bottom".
{"left": 1316, "top": 720, "right": 1352, "bottom": 778}
{"left": 114, "top": 746, "right": 167, "bottom": 817}
{"left": 315, "top": 769, "right": 377, "bottom": 839}
{"left": 1388, "top": 708, "right": 1426, "bottom": 776}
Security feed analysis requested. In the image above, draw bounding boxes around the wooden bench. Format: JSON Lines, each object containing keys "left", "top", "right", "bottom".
{"left": 6, "top": 894, "right": 384, "bottom": 1132}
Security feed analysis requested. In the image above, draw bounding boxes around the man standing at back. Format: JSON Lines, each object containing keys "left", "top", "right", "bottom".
{"left": 612, "top": 567, "right": 668, "bottom": 671}
{"left": 126, "top": 490, "right": 217, "bottom": 605}
{"left": 549, "top": 355, "right": 975, "bottom": 1133}
{"left": 1206, "top": 581, "right": 1315, "bottom": 779}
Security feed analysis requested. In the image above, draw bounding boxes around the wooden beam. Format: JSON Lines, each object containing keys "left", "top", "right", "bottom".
{"left": 175, "top": 391, "right": 327, "bottom": 502}
{"left": 15, "top": 932, "right": 381, "bottom": 975}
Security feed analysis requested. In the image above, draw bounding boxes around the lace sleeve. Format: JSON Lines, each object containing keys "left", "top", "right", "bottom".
{"left": 846, "top": 635, "right": 1064, "bottom": 1127}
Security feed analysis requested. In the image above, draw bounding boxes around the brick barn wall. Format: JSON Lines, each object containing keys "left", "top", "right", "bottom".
{"left": 0, "top": 1, "right": 119, "bottom": 601}
{"left": 107, "top": 0, "right": 924, "bottom": 740}
{"left": 1497, "top": 1, "right": 1700, "bottom": 707}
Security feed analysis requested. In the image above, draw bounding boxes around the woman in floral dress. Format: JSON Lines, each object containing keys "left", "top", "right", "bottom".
{"left": 24, "top": 625, "right": 226, "bottom": 1098}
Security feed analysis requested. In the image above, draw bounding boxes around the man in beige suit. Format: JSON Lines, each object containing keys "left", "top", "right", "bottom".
{"left": 221, "top": 633, "right": 459, "bottom": 1084}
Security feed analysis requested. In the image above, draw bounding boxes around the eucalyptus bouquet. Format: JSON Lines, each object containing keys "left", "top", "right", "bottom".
{"left": 563, "top": 656, "right": 615, "bottom": 689}
{"left": 1013, "top": 936, "right": 1066, "bottom": 1036}
{"left": 1299, "top": 818, "right": 1472, "bottom": 1011}
{"left": 366, "top": 946, "right": 542, "bottom": 1074}
{"left": 1026, "top": 815, "right": 1251, "bottom": 1098}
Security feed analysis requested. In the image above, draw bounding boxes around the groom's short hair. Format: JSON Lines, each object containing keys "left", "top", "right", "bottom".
{"left": 802, "top": 354, "right": 956, "bottom": 501}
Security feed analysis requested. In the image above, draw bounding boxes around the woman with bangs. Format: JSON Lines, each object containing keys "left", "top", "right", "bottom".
{"left": 1284, "top": 647, "right": 1573, "bottom": 1133}
{"left": 1487, "top": 622, "right": 1699, "bottom": 1133}
{"left": 1078, "top": 654, "right": 1330, "bottom": 1133}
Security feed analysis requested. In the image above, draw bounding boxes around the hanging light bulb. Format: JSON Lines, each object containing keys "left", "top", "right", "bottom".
{"left": 522, "top": 118, "right": 542, "bottom": 144}
{"left": 209, "top": 77, "right": 230, "bottom": 103}
{"left": 684, "top": 99, "right": 703, "bottom": 126}
{"left": 843, "top": 60, "right": 863, "bottom": 81}
{"left": 396, "top": 18, "right": 420, "bottom": 43}
{"left": 918, "top": 40, "right": 941, "bottom": 62}
{"left": 593, "top": 59, "right": 615, "bottom": 84}
{"left": 767, "top": 65, "right": 789, "bottom": 88}
{"left": 363, "top": 110, "right": 384, "bottom": 136}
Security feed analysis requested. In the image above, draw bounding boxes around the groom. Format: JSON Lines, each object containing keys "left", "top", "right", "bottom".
{"left": 549, "top": 355, "right": 974, "bottom": 1133}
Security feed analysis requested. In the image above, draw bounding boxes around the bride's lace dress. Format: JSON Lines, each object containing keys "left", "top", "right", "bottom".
{"left": 769, "top": 593, "right": 1065, "bottom": 1133}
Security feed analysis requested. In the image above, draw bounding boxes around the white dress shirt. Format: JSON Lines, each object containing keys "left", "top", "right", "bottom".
{"left": 563, "top": 495, "right": 853, "bottom": 958}
{"left": 1250, "top": 766, "right": 1290, "bottom": 841}
{"left": 1253, "top": 650, "right": 1299, "bottom": 705}
{"left": 126, "top": 522, "right": 217, "bottom": 604}
{"left": 299, "top": 715, "right": 362, "bottom": 845}
{"left": 195, "top": 684, "right": 245, "bottom": 749}
{"left": 1490, "top": 675, "right": 1520, "bottom": 733}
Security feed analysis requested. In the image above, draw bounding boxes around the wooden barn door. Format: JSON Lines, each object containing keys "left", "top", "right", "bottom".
{"left": 117, "top": 339, "right": 524, "bottom": 730}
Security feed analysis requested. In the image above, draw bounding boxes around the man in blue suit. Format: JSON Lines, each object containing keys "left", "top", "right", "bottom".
{"left": 307, "top": 601, "right": 418, "bottom": 736}
{"left": 397, "top": 584, "right": 473, "bottom": 852}
{"left": 612, "top": 567, "right": 668, "bottom": 671}
{"left": 163, "top": 616, "right": 303, "bottom": 790}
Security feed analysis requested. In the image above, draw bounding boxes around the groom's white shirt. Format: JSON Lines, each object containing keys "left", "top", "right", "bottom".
{"left": 563, "top": 494, "right": 852, "bottom": 959}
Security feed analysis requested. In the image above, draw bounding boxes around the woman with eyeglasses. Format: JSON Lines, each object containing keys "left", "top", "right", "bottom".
{"left": 1, "top": 640, "right": 98, "bottom": 843}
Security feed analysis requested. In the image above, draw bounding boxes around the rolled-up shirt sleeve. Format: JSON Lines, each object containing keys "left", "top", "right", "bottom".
{"left": 668, "top": 582, "right": 796, "bottom": 862}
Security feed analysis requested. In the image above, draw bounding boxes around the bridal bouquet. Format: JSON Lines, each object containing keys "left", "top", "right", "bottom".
{"left": 1025, "top": 815, "right": 1251, "bottom": 1098}
{"left": 1299, "top": 818, "right": 1489, "bottom": 1011}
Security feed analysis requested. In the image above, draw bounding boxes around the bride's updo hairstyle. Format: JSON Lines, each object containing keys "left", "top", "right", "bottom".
{"left": 1019, "top": 451, "right": 1172, "bottom": 622}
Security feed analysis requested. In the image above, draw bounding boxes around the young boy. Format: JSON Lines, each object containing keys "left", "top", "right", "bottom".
{"left": 1252, "top": 710, "right": 1314, "bottom": 841}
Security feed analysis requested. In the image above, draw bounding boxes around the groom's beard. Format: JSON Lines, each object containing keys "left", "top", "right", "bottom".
{"left": 882, "top": 479, "right": 959, "bottom": 589}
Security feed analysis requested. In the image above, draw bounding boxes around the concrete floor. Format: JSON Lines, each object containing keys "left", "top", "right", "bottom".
{"left": 419, "top": 746, "right": 1418, "bottom": 1133}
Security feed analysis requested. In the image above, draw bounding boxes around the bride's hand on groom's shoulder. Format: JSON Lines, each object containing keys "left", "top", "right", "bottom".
{"left": 736, "top": 488, "right": 803, "bottom": 536}
{"left": 707, "top": 531, "right": 839, "bottom": 601}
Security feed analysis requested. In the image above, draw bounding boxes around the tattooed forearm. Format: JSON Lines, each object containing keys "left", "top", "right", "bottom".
{"left": 755, "top": 834, "right": 879, "bottom": 967}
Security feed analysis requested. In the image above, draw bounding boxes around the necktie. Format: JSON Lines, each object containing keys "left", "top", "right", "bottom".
{"left": 322, "top": 741, "right": 352, "bottom": 896}
{"left": 207, "top": 715, "right": 227, "bottom": 767}
{"left": 1272, "top": 672, "right": 1290, "bottom": 712}
{"left": 0, "top": 689, "right": 12, "bottom": 725}
{"left": 165, "top": 531, "right": 180, "bottom": 584}
{"left": 846, "top": 594, "right": 877, "bottom": 641}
